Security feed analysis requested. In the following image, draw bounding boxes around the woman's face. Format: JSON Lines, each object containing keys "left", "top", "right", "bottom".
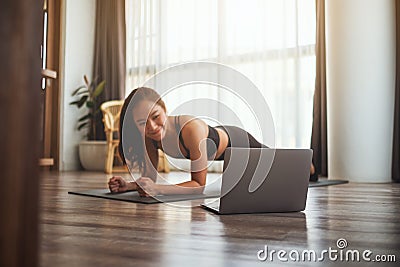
{"left": 133, "top": 100, "right": 167, "bottom": 141}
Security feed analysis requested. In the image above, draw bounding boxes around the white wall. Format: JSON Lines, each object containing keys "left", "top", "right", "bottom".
{"left": 59, "top": 0, "right": 96, "bottom": 170}
{"left": 326, "top": 0, "right": 396, "bottom": 182}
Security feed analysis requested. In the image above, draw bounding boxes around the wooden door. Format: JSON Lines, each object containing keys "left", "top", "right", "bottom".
{"left": 40, "top": 0, "right": 61, "bottom": 169}
{"left": 0, "top": 0, "right": 42, "bottom": 266}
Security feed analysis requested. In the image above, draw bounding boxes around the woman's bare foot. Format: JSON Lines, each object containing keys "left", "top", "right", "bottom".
{"left": 309, "top": 162, "right": 318, "bottom": 181}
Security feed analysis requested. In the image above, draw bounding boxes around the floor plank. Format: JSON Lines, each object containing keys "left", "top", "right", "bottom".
{"left": 39, "top": 171, "right": 400, "bottom": 266}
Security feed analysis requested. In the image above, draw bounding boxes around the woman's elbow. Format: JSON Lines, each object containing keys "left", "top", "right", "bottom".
{"left": 193, "top": 186, "right": 205, "bottom": 195}
{"left": 195, "top": 180, "right": 206, "bottom": 194}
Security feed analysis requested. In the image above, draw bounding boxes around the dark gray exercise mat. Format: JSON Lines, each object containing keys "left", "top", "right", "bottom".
{"left": 309, "top": 179, "right": 348, "bottom": 187}
{"left": 68, "top": 179, "right": 348, "bottom": 204}
{"left": 68, "top": 189, "right": 220, "bottom": 204}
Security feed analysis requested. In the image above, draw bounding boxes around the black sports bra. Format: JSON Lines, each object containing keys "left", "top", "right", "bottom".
{"left": 175, "top": 116, "right": 220, "bottom": 159}
{"left": 152, "top": 116, "right": 221, "bottom": 160}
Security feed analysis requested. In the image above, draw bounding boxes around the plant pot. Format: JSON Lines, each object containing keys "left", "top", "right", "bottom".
{"left": 79, "top": 140, "right": 107, "bottom": 171}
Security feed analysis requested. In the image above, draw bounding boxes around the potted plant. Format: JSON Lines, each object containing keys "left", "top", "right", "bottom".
{"left": 70, "top": 75, "right": 107, "bottom": 171}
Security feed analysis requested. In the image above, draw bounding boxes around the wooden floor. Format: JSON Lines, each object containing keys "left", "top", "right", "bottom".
{"left": 40, "top": 171, "right": 400, "bottom": 266}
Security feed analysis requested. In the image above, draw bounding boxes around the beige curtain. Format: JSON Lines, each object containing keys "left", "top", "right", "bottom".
{"left": 393, "top": 0, "right": 400, "bottom": 182}
{"left": 310, "top": 0, "right": 327, "bottom": 180}
{"left": 92, "top": 0, "right": 126, "bottom": 140}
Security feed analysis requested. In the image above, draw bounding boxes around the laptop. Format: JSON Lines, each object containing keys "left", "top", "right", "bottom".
{"left": 201, "top": 148, "right": 313, "bottom": 214}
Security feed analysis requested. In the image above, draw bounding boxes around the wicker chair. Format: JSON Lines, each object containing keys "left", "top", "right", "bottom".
{"left": 100, "top": 100, "right": 125, "bottom": 174}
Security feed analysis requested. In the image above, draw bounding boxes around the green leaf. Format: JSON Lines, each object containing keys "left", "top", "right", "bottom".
{"left": 93, "top": 80, "right": 105, "bottom": 98}
{"left": 69, "top": 100, "right": 80, "bottom": 106}
{"left": 71, "top": 85, "right": 87, "bottom": 96}
{"left": 77, "top": 90, "right": 89, "bottom": 96}
{"left": 78, "top": 122, "right": 88, "bottom": 131}
{"left": 86, "top": 101, "right": 94, "bottom": 108}
{"left": 77, "top": 95, "right": 88, "bottom": 108}
{"left": 84, "top": 75, "right": 89, "bottom": 87}
{"left": 78, "top": 114, "right": 90, "bottom": 122}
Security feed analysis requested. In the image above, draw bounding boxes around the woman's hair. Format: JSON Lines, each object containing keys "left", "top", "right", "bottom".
{"left": 118, "top": 87, "right": 166, "bottom": 172}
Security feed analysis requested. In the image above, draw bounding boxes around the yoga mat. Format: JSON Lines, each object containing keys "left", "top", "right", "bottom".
{"left": 309, "top": 179, "right": 348, "bottom": 187}
{"left": 68, "top": 189, "right": 220, "bottom": 204}
{"left": 69, "top": 179, "right": 347, "bottom": 204}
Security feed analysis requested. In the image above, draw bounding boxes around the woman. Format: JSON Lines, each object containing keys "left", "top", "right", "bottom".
{"left": 108, "top": 87, "right": 314, "bottom": 196}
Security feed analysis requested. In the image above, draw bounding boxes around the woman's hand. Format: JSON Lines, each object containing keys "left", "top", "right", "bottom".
{"left": 136, "top": 177, "right": 160, "bottom": 197}
{"left": 108, "top": 176, "right": 130, "bottom": 193}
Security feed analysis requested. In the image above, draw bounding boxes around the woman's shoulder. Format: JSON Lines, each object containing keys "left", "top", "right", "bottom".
{"left": 178, "top": 115, "right": 208, "bottom": 137}
{"left": 178, "top": 115, "right": 206, "bottom": 128}
{"left": 176, "top": 114, "right": 194, "bottom": 122}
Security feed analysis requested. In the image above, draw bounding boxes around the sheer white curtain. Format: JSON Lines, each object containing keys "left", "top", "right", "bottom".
{"left": 126, "top": 0, "right": 316, "bottom": 149}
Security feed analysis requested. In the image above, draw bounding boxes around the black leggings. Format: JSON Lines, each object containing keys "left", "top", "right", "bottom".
{"left": 215, "top": 125, "right": 268, "bottom": 160}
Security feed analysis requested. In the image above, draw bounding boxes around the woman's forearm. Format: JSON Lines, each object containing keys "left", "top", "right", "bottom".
{"left": 127, "top": 181, "right": 138, "bottom": 191}
{"left": 157, "top": 180, "right": 204, "bottom": 195}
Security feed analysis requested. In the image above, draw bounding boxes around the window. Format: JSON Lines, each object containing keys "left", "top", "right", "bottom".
{"left": 126, "top": 0, "right": 316, "bottom": 148}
